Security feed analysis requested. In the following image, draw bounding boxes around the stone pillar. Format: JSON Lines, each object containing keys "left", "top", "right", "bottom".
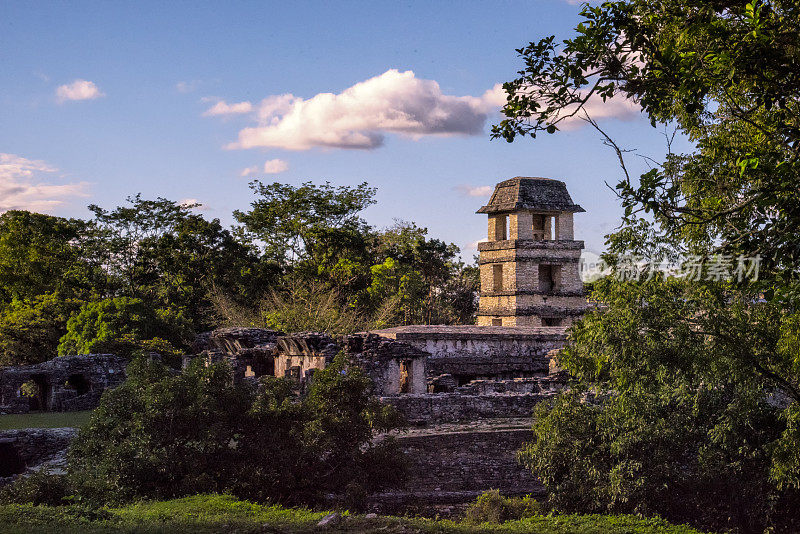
{"left": 544, "top": 216, "right": 553, "bottom": 241}
{"left": 557, "top": 212, "right": 574, "bottom": 240}
{"left": 510, "top": 211, "right": 533, "bottom": 240}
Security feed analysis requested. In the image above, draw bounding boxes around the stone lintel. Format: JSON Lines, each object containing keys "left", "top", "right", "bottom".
{"left": 477, "top": 239, "right": 584, "bottom": 252}
{"left": 369, "top": 325, "right": 567, "bottom": 342}
{"left": 477, "top": 306, "right": 588, "bottom": 317}
{"left": 480, "top": 289, "right": 584, "bottom": 298}
{"left": 479, "top": 256, "right": 580, "bottom": 265}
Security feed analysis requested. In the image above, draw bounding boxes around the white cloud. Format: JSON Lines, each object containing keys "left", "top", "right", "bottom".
{"left": 465, "top": 237, "right": 489, "bottom": 250}
{"left": 556, "top": 92, "right": 640, "bottom": 130}
{"left": 179, "top": 198, "right": 211, "bottom": 211}
{"left": 240, "top": 158, "right": 289, "bottom": 177}
{"left": 208, "top": 69, "right": 638, "bottom": 151}
{"left": 0, "top": 153, "right": 90, "bottom": 212}
{"left": 203, "top": 100, "right": 253, "bottom": 117}
{"left": 456, "top": 185, "right": 493, "bottom": 197}
{"left": 225, "top": 69, "right": 507, "bottom": 151}
{"left": 263, "top": 159, "right": 289, "bottom": 174}
{"left": 56, "top": 79, "right": 104, "bottom": 102}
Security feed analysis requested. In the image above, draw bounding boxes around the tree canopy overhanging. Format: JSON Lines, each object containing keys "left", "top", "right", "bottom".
{"left": 493, "top": 0, "right": 800, "bottom": 289}
{"left": 492, "top": 2, "right": 800, "bottom": 532}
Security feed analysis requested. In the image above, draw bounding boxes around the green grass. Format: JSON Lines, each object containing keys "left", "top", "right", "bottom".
{"left": 0, "top": 410, "right": 92, "bottom": 430}
{"left": 0, "top": 494, "right": 707, "bottom": 534}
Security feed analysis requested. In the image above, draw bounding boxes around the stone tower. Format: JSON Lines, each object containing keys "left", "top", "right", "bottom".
{"left": 476, "top": 177, "right": 587, "bottom": 327}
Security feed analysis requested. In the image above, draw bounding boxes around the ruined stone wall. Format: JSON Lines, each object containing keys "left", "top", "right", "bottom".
{"left": 453, "top": 375, "right": 564, "bottom": 396}
{"left": 274, "top": 354, "right": 326, "bottom": 379}
{"left": 344, "top": 333, "right": 428, "bottom": 395}
{"left": 382, "top": 393, "right": 553, "bottom": 425}
{"left": 368, "top": 420, "right": 543, "bottom": 516}
{"left": 0, "top": 355, "right": 127, "bottom": 414}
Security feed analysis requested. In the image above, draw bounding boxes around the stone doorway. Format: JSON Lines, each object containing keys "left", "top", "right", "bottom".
{"left": 28, "top": 374, "right": 50, "bottom": 411}
{"left": 399, "top": 359, "right": 412, "bottom": 393}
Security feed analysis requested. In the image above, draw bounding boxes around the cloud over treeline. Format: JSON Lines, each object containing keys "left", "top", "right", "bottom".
{"left": 204, "top": 69, "right": 640, "bottom": 152}
{"left": 0, "top": 153, "right": 90, "bottom": 212}
{"left": 240, "top": 158, "right": 289, "bottom": 176}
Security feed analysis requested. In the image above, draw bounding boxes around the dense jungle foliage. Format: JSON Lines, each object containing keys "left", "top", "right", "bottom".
{"left": 0, "top": 182, "right": 478, "bottom": 367}
{"left": 0, "top": 354, "right": 404, "bottom": 509}
{"left": 496, "top": 0, "right": 800, "bottom": 532}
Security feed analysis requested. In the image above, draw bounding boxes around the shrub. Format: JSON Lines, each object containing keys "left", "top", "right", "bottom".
{"left": 65, "top": 353, "right": 403, "bottom": 506}
{"left": 464, "top": 490, "right": 545, "bottom": 523}
{"left": 0, "top": 470, "right": 71, "bottom": 506}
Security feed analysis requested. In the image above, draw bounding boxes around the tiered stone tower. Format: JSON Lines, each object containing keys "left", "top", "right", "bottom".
{"left": 476, "top": 177, "right": 587, "bottom": 327}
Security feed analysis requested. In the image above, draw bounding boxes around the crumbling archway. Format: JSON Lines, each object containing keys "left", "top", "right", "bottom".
{"left": 67, "top": 374, "right": 90, "bottom": 396}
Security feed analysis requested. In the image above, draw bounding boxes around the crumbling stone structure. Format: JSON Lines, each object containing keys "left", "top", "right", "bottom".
{"left": 0, "top": 175, "right": 589, "bottom": 514}
{"left": 476, "top": 177, "right": 588, "bottom": 327}
{"left": 344, "top": 333, "right": 428, "bottom": 394}
{"left": 274, "top": 332, "right": 339, "bottom": 385}
{"left": 0, "top": 355, "right": 127, "bottom": 414}
{"left": 369, "top": 324, "right": 564, "bottom": 388}
{"left": 189, "top": 327, "right": 280, "bottom": 382}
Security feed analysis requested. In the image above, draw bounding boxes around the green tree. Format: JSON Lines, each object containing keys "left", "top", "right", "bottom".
{"left": 493, "top": 0, "right": 800, "bottom": 287}
{"left": 234, "top": 180, "right": 376, "bottom": 272}
{"left": 57, "top": 297, "right": 192, "bottom": 360}
{"left": 495, "top": 3, "right": 800, "bottom": 530}
{"left": 138, "top": 214, "right": 278, "bottom": 331}
{"left": 0, "top": 293, "right": 86, "bottom": 366}
{"left": 87, "top": 195, "right": 276, "bottom": 331}
{"left": 521, "top": 276, "right": 800, "bottom": 532}
{"left": 372, "top": 222, "right": 461, "bottom": 324}
{"left": 0, "top": 211, "right": 100, "bottom": 304}
{"left": 86, "top": 195, "right": 200, "bottom": 298}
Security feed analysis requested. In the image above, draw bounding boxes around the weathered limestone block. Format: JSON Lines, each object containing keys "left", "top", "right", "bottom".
{"left": 191, "top": 327, "right": 281, "bottom": 354}
{"left": 274, "top": 332, "right": 339, "bottom": 384}
{"left": 190, "top": 328, "right": 282, "bottom": 382}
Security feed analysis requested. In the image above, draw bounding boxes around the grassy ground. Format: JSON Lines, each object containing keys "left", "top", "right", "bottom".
{"left": 0, "top": 494, "right": 707, "bottom": 534}
{"left": 0, "top": 410, "right": 92, "bottom": 430}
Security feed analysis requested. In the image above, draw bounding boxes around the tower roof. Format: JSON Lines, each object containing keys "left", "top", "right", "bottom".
{"left": 477, "top": 177, "right": 585, "bottom": 214}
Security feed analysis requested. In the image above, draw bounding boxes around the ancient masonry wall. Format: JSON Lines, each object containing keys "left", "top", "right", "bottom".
{"left": 382, "top": 393, "right": 550, "bottom": 425}
{"left": 0, "top": 355, "right": 127, "bottom": 414}
{"left": 368, "top": 420, "right": 543, "bottom": 516}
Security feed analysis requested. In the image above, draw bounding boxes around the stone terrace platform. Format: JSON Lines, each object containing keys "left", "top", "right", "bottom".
{"left": 369, "top": 324, "right": 568, "bottom": 340}
{"left": 369, "top": 418, "right": 543, "bottom": 516}
{"left": 369, "top": 325, "right": 567, "bottom": 383}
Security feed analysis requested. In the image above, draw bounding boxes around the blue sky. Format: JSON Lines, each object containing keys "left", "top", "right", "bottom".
{"left": 1, "top": 1, "right": 686, "bottom": 258}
